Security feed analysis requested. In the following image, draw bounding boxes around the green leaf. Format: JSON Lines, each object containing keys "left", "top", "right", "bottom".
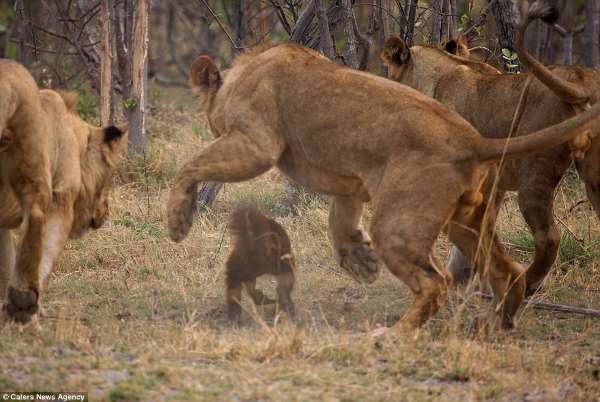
{"left": 509, "top": 53, "right": 519, "bottom": 60}
{"left": 501, "top": 48, "right": 512, "bottom": 58}
{"left": 0, "top": 23, "right": 6, "bottom": 33}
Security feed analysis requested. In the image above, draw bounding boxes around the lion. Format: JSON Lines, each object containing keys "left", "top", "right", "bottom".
{"left": 0, "top": 73, "right": 128, "bottom": 324}
{"left": 166, "top": 44, "right": 600, "bottom": 331}
{"left": 381, "top": 3, "right": 600, "bottom": 296}
{"left": 226, "top": 205, "right": 296, "bottom": 324}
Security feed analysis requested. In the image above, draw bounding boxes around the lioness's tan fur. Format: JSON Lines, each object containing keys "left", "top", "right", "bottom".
{"left": 167, "top": 44, "right": 600, "bottom": 331}
{"left": 0, "top": 70, "right": 127, "bottom": 324}
{"left": 383, "top": 14, "right": 600, "bottom": 294}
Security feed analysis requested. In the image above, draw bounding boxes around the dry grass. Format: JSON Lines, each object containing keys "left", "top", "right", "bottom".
{"left": 1, "top": 86, "right": 599, "bottom": 401}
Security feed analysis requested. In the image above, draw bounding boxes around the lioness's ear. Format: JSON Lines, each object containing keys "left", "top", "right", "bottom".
{"left": 382, "top": 36, "right": 411, "bottom": 66}
{"left": 189, "top": 55, "right": 222, "bottom": 92}
{"left": 103, "top": 125, "right": 126, "bottom": 144}
{"left": 444, "top": 39, "right": 459, "bottom": 55}
{"left": 59, "top": 91, "right": 80, "bottom": 111}
{"left": 445, "top": 34, "right": 470, "bottom": 57}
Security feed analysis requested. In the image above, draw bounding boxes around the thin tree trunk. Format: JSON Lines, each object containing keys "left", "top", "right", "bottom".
{"left": 14, "top": 0, "right": 33, "bottom": 66}
{"left": 377, "top": 0, "right": 389, "bottom": 74}
{"left": 232, "top": 0, "right": 246, "bottom": 56}
{"left": 342, "top": 0, "right": 359, "bottom": 68}
{"left": 127, "top": 0, "right": 149, "bottom": 153}
{"left": 100, "top": 0, "right": 114, "bottom": 127}
{"left": 291, "top": 0, "right": 316, "bottom": 42}
{"left": 584, "top": 0, "right": 600, "bottom": 68}
{"left": 449, "top": 0, "right": 458, "bottom": 40}
{"left": 429, "top": 0, "right": 442, "bottom": 45}
{"left": 562, "top": 1, "right": 575, "bottom": 65}
{"left": 405, "top": 0, "right": 417, "bottom": 46}
{"left": 491, "top": 0, "right": 519, "bottom": 71}
{"left": 315, "top": 0, "right": 335, "bottom": 59}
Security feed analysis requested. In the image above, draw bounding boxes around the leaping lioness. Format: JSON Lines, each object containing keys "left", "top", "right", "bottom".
{"left": 167, "top": 43, "right": 600, "bottom": 332}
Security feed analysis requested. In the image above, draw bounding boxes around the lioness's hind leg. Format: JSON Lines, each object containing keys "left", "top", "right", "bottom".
{"left": 518, "top": 179, "right": 562, "bottom": 296}
{"left": 168, "top": 132, "right": 283, "bottom": 242}
{"left": 0, "top": 229, "right": 15, "bottom": 303}
{"left": 446, "top": 221, "right": 525, "bottom": 329}
{"left": 369, "top": 169, "right": 459, "bottom": 330}
{"left": 328, "top": 196, "right": 379, "bottom": 284}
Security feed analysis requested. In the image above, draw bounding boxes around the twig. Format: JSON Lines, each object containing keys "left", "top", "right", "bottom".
{"left": 480, "top": 293, "right": 600, "bottom": 318}
{"left": 554, "top": 214, "right": 584, "bottom": 243}
{"left": 195, "top": 0, "right": 241, "bottom": 50}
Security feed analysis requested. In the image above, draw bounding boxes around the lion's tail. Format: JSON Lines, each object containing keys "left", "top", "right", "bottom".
{"left": 473, "top": 99, "right": 600, "bottom": 162}
{"left": 517, "top": 1, "right": 590, "bottom": 105}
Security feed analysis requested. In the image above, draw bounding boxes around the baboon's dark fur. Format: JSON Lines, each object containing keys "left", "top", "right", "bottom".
{"left": 226, "top": 205, "right": 296, "bottom": 323}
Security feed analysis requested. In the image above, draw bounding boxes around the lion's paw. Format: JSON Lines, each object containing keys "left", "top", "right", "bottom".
{"left": 339, "top": 230, "right": 380, "bottom": 284}
{"left": 5, "top": 286, "right": 39, "bottom": 324}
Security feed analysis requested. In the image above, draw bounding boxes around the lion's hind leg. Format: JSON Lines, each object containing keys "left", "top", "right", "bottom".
{"left": 0, "top": 229, "right": 15, "bottom": 303}
{"left": 328, "top": 196, "right": 379, "bottom": 284}
{"left": 168, "top": 131, "right": 284, "bottom": 243}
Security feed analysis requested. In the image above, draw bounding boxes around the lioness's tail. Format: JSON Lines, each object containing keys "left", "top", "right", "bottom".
{"left": 474, "top": 100, "right": 600, "bottom": 162}
{"left": 517, "top": 1, "right": 590, "bottom": 105}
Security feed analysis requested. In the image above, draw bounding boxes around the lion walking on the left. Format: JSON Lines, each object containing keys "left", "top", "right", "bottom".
{"left": 0, "top": 59, "right": 128, "bottom": 326}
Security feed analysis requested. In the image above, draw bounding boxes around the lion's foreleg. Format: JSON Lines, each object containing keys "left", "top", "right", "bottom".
{"left": 6, "top": 205, "right": 72, "bottom": 324}
{"left": 328, "top": 196, "right": 379, "bottom": 284}
{"left": 167, "top": 131, "right": 284, "bottom": 243}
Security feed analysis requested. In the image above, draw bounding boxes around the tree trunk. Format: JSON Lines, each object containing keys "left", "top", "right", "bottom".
{"left": 14, "top": 0, "right": 33, "bottom": 66}
{"left": 405, "top": 0, "right": 417, "bottom": 46}
{"left": 232, "top": 0, "right": 246, "bottom": 56}
{"left": 491, "top": 0, "right": 519, "bottom": 71}
{"left": 342, "top": 0, "right": 359, "bottom": 68}
{"left": 377, "top": 0, "right": 389, "bottom": 74}
{"left": 127, "top": 0, "right": 149, "bottom": 153}
{"left": 429, "top": 0, "right": 442, "bottom": 45}
{"left": 315, "top": 0, "right": 335, "bottom": 59}
{"left": 100, "top": 0, "right": 114, "bottom": 127}
{"left": 584, "top": 0, "right": 600, "bottom": 68}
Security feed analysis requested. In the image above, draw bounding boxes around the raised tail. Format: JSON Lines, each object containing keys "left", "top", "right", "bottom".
{"left": 517, "top": 1, "right": 590, "bottom": 105}
{"left": 474, "top": 99, "right": 600, "bottom": 162}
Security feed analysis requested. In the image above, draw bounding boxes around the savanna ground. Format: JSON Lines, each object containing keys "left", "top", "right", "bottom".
{"left": 1, "top": 85, "right": 600, "bottom": 402}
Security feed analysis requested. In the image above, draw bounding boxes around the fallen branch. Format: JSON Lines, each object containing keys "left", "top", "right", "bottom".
{"left": 480, "top": 293, "right": 600, "bottom": 318}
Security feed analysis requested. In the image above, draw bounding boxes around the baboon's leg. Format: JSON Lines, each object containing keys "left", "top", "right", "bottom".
{"left": 168, "top": 132, "right": 284, "bottom": 242}
{"left": 369, "top": 168, "right": 460, "bottom": 330}
{"left": 227, "top": 280, "right": 243, "bottom": 324}
{"left": 328, "top": 195, "right": 379, "bottom": 284}
{"left": 244, "top": 279, "right": 275, "bottom": 305}
{"left": 447, "top": 211, "right": 525, "bottom": 329}
{"left": 275, "top": 265, "right": 295, "bottom": 319}
{"left": 0, "top": 229, "right": 15, "bottom": 302}
{"left": 6, "top": 208, "right": 73, "bottom": 324}
{"left": 518, "top": 176, "right": 563, "bottom": 296}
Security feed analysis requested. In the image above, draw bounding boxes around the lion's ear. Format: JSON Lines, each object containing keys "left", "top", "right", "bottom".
{"left": 59, "top": 91, "right": 80, "bottom": 111}
{"left": 382, "top": 36, "right": 411, "bottom": 66}
{"left": 444, "top": 39, "right": 459, "bottom": 55}
{"left": 102, "top": 124, "right": 126, "bottom": 145}
{"left": 189, "top": 55, "right": 222, "bottom": 93}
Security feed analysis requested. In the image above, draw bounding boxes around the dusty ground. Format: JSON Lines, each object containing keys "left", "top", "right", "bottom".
{"left": 1, "top": 87, "right": 599, "bottom": 401}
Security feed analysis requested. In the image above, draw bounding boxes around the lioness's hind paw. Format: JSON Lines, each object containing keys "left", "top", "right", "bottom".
{"left": 340, "top": 230, "right": 380, "bottom": 284}
{"left": 6, "top": 287, "right": 39, "bottom": 324}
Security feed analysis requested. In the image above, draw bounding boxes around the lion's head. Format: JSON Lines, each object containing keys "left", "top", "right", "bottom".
{"left": 58, "top": 92, "right": 128, "bottom": 239}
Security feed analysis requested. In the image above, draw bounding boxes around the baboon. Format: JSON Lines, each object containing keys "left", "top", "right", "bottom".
{"left": 226, "top": 205, "right": 296, "bottom": 324}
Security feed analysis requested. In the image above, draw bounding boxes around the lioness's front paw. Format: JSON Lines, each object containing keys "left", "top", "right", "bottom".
{"left": 5, "top": 286, "right": 39, "bottom": 324}
{"left": 339, "top": 230, "right": 380, "bottom": 284}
